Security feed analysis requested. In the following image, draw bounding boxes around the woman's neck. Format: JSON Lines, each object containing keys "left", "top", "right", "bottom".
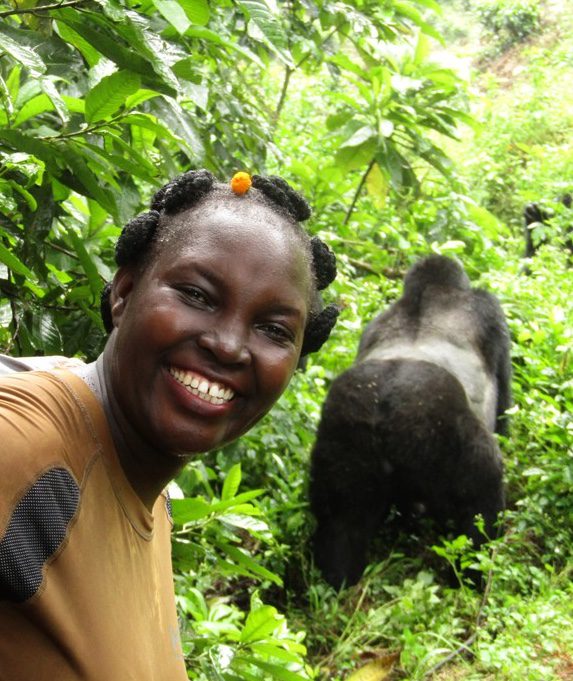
{"left": 73, "top": 352, "right": 185, "bottom": 511}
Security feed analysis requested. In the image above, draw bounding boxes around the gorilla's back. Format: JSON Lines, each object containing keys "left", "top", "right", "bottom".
{"left": 358, "top": 288, "right": 497, "bottom": 430}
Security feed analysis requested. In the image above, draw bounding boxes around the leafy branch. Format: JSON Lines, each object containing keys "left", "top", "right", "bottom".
{"left": 0, "top": 0, "right": 89, "bottom": 18}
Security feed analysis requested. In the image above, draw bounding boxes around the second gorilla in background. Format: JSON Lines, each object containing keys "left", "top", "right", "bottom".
{"left": 310, "top": 255, "right": 512, "bottom": 589}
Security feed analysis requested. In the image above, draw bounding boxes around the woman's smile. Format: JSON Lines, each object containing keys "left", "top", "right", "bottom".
{"left": 168, "top": 366, "right": 235, "bottom": 405}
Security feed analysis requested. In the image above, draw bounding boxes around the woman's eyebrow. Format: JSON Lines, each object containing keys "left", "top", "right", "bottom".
{"left": 263, "top": 299, "right": 307, "bottom": 322}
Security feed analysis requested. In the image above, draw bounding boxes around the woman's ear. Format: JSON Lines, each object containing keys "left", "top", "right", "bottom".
{"left": 110, "top": 267, "right": 135, "bottom": 327}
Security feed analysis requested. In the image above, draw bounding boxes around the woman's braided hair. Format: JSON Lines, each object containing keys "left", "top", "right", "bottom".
{"left": 100, "top": 170, "right": 338, "bottom": 357}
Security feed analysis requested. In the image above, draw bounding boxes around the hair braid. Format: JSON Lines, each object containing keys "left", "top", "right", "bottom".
{"left": 310, "top": 237, "right": 337, "bottom": 290}
{"left": 114, "top": 211, "right": 160, "bottom": 267}
{"left": 301, "top": 304, "right": 340, "bottom": 356}
{"left": 251, "top": 175, "right": 311, "bottom": 222}
{"left": 151, "top": 169, "right": 215, "bottom": 214}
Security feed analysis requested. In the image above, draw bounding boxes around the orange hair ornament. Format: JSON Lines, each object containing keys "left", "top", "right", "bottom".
{"left": 230, "top": 171, "right": 252, "bottom": 195}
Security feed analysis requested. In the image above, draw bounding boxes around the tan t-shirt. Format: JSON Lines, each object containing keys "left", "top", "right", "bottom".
{"left": 0, "top": 370, "right": 187, "bottom": 681}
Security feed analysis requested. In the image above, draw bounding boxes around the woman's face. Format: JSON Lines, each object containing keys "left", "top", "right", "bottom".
{"left": 106, "top": 201, "right": 311, "bottom": 458}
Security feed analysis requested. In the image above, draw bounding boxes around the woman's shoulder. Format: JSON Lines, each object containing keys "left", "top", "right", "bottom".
{"left": 0, "top": 368, "right": 106, "bottom": 506}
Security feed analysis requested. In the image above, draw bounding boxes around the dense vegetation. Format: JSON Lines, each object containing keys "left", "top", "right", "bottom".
{"left": 1, "top": 0, "right": 572, "bottom": 678}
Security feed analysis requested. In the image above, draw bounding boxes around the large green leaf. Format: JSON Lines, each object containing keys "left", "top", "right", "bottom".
{"left": 39, "top": 78, "right": 69, "bottom": 125}
{"left": 180, "top": 0, "right": 209, "bottom": 26}
{"left": 85, "top": 70, "right": 141, "bottom": 123}
{"left": 0, "top": 28, "right": 46, "bottom": 76}
{"left": 152, "top": 0, "right": 190, "bottom": 34}
{"left": 65, "top": 227, "right": 103, "bottom": 298}
{"left": 221, "top": 464, "right": 242, "bottom": 501}
{"left": 0, "top": 242, "right": 37, "bottom": 280}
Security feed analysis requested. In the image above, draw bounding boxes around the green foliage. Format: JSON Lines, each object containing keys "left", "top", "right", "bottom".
{"left": 471, "top": 0, "right": 541, "bottom": 53}
{"left": 171, "top": 464, "right": 316, "bottom": 679}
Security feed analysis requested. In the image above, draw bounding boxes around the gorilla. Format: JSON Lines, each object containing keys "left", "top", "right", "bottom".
{"left": 309, "top": 255, "right": 511, "bottom": 589}
{"left": 524, "top": 193, "right": 572, "bottom": 259}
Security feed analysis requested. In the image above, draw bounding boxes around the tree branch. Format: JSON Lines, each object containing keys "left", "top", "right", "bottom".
{"left": 0, "top": 0, "right": 88, "bottom": 18}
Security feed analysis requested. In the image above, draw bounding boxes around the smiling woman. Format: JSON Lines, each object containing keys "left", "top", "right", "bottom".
{"left": 0, "top": 170, "right": 338, "bottom": 681}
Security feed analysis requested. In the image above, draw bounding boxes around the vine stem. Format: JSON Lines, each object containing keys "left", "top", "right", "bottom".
{"left": 272, "top": 22, "right": 344, "bottom": 130}
{"left": 344, "top": 158, "right": 375, "bottom": 226}
{"left": 271, "top": 65, "right": 292, "bottom": 130}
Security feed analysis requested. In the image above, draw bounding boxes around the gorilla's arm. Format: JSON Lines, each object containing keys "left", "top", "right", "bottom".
{"left": 473, "top": 290, "right": 512, "bottom": 435}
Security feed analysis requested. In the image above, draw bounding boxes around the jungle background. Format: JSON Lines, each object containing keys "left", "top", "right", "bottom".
{"left": 1, "top": 0, "right": 572, "bottom": 678}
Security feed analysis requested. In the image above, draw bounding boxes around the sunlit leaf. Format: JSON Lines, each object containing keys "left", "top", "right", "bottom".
{"left": 221, "top": 464, "right": 242, "bottom": 501}
{"left": 240, "top": 605, "right": 280, "bottom": 643}
{"left": 152, "top": 0, "right": 190, "bottom": 34}
{"left": 0, "top": 28, "right": 46, "bottom": 76}
{"left": 180, "top": 0, "right": 209, "bottom": 26}
{"left": 85, "top": 70, "right": 141, "bottom": 123}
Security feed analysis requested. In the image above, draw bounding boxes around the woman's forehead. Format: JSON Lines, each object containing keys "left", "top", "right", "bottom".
{"left": 157, "top": 200, "right": 309, "bottom": 262}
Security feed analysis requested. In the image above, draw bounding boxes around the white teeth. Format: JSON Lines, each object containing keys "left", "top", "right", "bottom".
{"left": 169, "top": 368, "right": 234, "bottom": 404}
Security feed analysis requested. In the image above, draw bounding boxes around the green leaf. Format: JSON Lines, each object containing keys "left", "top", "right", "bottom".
{"left": 40, "top": 78, "right": 69, "bottom": 125}
{"left": 180, "top": 0, "right": 209, "bottom": 26}
{"left": 340, "top": 125, "right": 377, "bottom": 149}
{"left": 54, "top": 20, "right": 101, "bottom": 68}
{"left": 208, "top": 489, "right": 264, "bottom": 513}
{"left": 57, "top": 142, "right": 118, "bottom": 218}
{"left": 8, "top": 179, "right": 37, "bottom": 211}
{"left": 365, "top": 162, "right": 388, "bottom": 208}
{"left": 0, "top": 28, "right": 46, "bottom": 76}
{"left": 217, "top": 542, "right": 282, "bottom": 585}
{"left": 85, "top": 70, "right": 141, "bottom": 123}
{"left": 65, "top": 227, "right": 103, "bottom": 298}
{"left": 459, "top": 196, "right": 510, "bottom": 237}
{"left": 0, "top": 73, "right": 13, "bottom": 119}
{"left": 152, "top": 0, "right": 190, "bottom": 34}
{"left": 13, "top": 94, "right": 84, "bottom": 127}
{"left": 152, "top": 97, "right": 204, "bottom": 160}
{"left": 249, "top": 642, "right": 306, "bottom": 664}
{"left": 183, "top": 27, "right": 265, "bottom": 67}
{"left": 244, "top": 658, "right": 308, "bottom": 681}
{"left": 394, "top": 1, "right": 444, "bottom": 43}
{"left": 221, "top": 463, "right": 242, "bottom": 501}
{"left": 0, "top": 242, "right": 37, "bottom": 280}
{"left": 240, "top": 605, "right": 280, "bottom": 643}
{"left": 0, "top": 129, "right": 60, "bottom": 174}
{"left": 336, "top": 138, "right": 377, "bottom": 172}
{"left": 171, "top": 497, "right": 212, "bottom": 524}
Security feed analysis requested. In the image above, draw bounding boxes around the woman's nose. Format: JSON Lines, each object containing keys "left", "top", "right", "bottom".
{"left": 197, "top": 323, "right": 251, "bottom": 365}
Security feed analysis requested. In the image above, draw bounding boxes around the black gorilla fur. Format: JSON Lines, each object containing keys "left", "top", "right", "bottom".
{"left": 523, "top": 193, "right": 572, "bottom": 259}
{"left": 309, "top": 255, "right": 512, "bottom": 589}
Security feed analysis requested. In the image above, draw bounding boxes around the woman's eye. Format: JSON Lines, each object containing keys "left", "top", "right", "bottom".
{"left": 258, "top": 322, "right": 295, "bottom": 344}
{"left": 176, "top": 286, "right": 210, "bottom": 307}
